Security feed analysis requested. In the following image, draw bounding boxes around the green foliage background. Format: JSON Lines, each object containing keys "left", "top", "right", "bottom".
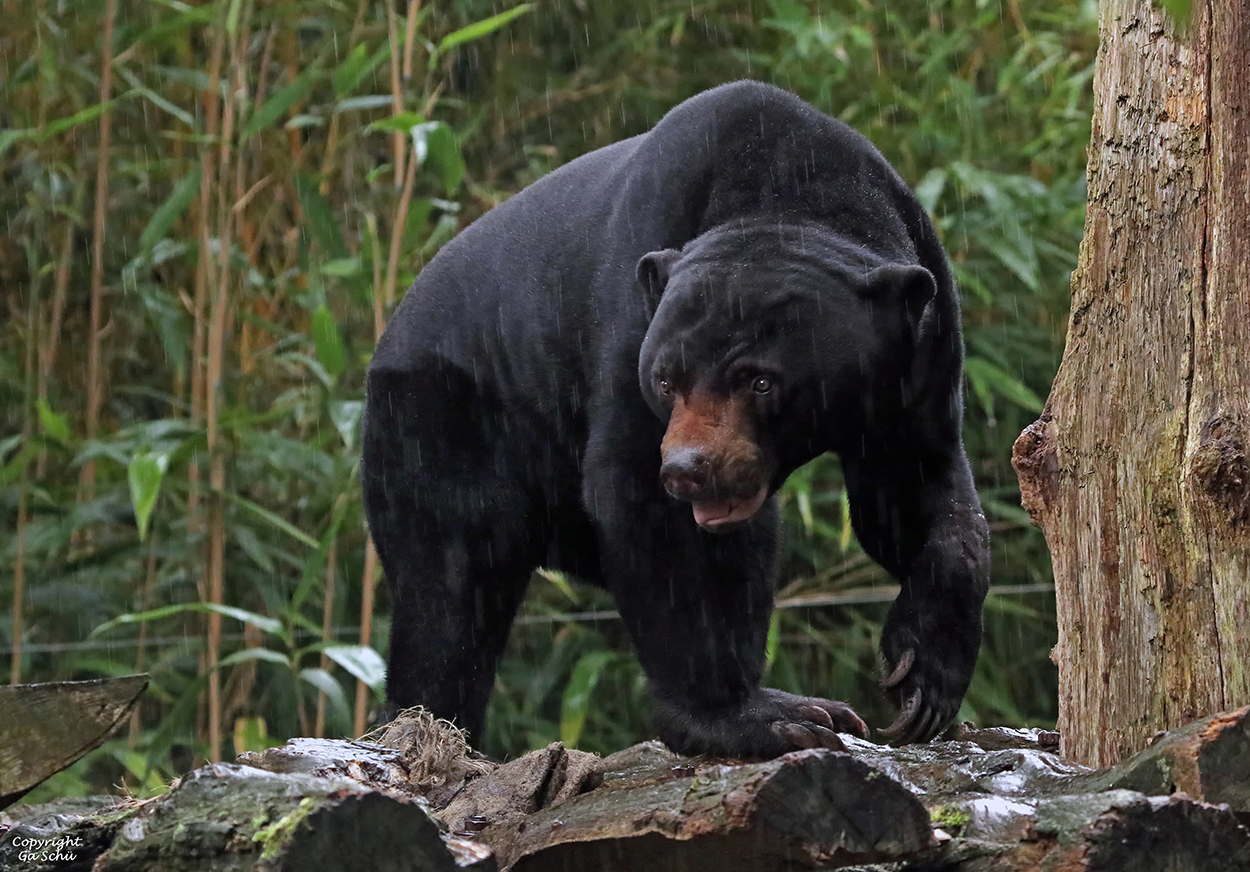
{"left": 0, "top": 0, "right": 1096, "bottom": 796}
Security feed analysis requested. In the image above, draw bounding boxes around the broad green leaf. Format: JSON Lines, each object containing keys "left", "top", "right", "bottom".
{"left": 242, "top": 66, "right": 319, "bottom": 141}
{"left": 218, "top": 647, "right": 290, "bottom": 668}
{"left": 90, "top": 602, "right": 283, "bottom": 638}
{"left": 367, "top": 111, "right": 425, "bottom": 135}
{"left": 764, "top": 612, "right": 781, "bottom": 668}
{"left": 234, "top": 522, "right": 275, "bottom": 573}
{"left": 0, "top": 440, "right": 41, "bottom": 488}
{"left": 0, "top": 128, "right": 32, "bottom": 157}
{"left": 965, "top": 357, "right": 1044, "bottom": 414}
{"left": 321, "top": 257, "right": 361, "bottom": 277}
{"left": 536, "top": 569, "right": 579, "bottom": 604}
{"left": 285, "top": 114, "right": 324, "bottom": 129}
{"left": 560, "top": 651, "right": 614, "bottom": 748}
{"left": 796, "top": 487, "right": 813, "bottom": 535}
{"left": 332, "top": 44, "right": 370, "bottom": 97}
{"left": 223, "top": 490, "right": 320, "bottom": 549}
{"left": 295, "top": 175, "right": 349, "bottom": 259}
{"left": 329, "top": 400, "right": 363, "bottom": 449}
{"left": 233, "top": 716, "right": 276, "bottom": 754}
{"left": 436, "top": 4, "right": 534, "bottom": 56}
{"left": 117, "top": 66, "right": 197, "bottom": 128}
{"left": 323, "top": 645, "right": 387, "bottom": 690}
{"left": 311, "top": 305, "right": 346, "bottom": 380}
{"left": 225, "top": 0, "right": 243, "bottom": 36}
{"left": 139, "top": 169, "right": 202, "bottom": 254}
{"left": 333, "top": 42, "right": 391, "bottom": 98}
{"left": 411, "top": 121, "right": 465, "bottom": 194}
{"left": 334, "top": 94, "right": 396, "bottom": 113}
{"left": 1156, "top": 0, "right": 1193, "bottom": 26}
{"left": 127, "top": 449, "right": 170, "bottom": 541}
{"left": 0, "top": 434, "right": 22, "bottom": 464}
{"left": 134, "top": 6, "right": 215, "bottom": 47}
{"left": 36, "top": 398, "right": 71, "bottom": 442}
{"left": 913, "top": 168, "right": 947, "bottom": 214}
{"left": 41, "top": 101, "right": 118, "bottom": 141}
{"left": 300, "top": 667, "right": 350, "bottom": 718}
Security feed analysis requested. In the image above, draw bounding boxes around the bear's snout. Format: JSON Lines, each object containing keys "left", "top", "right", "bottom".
{"left": 659, "top": 447, "right": 711, "bottom": 498}
{"left": 659, "top": 390, "right": 770, "bottom": 527}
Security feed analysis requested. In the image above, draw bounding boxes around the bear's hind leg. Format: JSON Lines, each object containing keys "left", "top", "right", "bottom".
{"left": 380, "top": 522, "right": 535, "bottom": 742}
{"left": 362, "top": 363, "right": 540, "bottom": 743}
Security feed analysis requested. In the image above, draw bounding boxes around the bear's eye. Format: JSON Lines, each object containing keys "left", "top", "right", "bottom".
{"left": 657, "top": 378, "right": 672, "bottom": 396}
{"left": 751, "top": 375, "right": 774, "bottom": 395}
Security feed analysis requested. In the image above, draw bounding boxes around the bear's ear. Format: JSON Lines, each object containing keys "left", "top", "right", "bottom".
{"left": 636, "top": 249, "right": 684, "bottom": 313}
{"left": 862, "top": 263, "right": 936, "bottom": 326}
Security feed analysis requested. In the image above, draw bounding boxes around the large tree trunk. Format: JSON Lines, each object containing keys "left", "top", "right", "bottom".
{"left": 1013, "top": 0, "right": 1250, "bottom": 767}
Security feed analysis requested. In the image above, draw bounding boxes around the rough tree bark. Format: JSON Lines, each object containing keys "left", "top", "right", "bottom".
{"left": 1013, "top": 0, "right": 1250, "bottom": 767}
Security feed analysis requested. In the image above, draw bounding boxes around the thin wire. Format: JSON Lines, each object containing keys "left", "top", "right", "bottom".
{"left": 11, "top": 584, "right": 1053, "bottom": 655}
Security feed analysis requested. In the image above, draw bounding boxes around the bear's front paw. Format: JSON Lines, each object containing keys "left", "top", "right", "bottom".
{"left": 656, "top": 688, "right": 868, "bottom": 758}
{"left": 759, "top": 688, "right": 869, "bottom": 752}
{"left": 877, "top": 639, "right": 971, "bottom": 745}
{"left": 655, "top": 684, "right": 870, "bottom": 754}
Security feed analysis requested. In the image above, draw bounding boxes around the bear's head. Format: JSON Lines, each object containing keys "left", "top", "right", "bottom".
{"left": 636, "top": 220, "right": 936, "bottom": 531}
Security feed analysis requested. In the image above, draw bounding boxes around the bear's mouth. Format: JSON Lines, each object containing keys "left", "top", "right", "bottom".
{"left": 691, "top": 485, "right": 769, "bottom": 529}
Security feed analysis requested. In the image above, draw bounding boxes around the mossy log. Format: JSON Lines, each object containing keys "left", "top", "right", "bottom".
{"left": 4, "top": 708, "right": 1250, "bottom": 871}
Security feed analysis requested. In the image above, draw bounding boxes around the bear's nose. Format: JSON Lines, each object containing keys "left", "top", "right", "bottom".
{"left": 660, "top": 448, "right": 710, "bottom": 498}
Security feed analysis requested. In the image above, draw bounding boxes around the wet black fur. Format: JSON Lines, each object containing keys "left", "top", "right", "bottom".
{"left": 362, "top": 81, "right": 991, "bottom": 756}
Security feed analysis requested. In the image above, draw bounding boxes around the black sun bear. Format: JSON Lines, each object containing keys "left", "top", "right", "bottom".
{"left": 362, "top": 81, "right": 990, "bottom": 757}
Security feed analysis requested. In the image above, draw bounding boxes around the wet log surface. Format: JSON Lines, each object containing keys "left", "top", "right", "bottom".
{"left": 0, "top": 675, "right": 149, "bottom": 809}
{"left": 3, "top": 707, "right": 1249, "bottom": 871}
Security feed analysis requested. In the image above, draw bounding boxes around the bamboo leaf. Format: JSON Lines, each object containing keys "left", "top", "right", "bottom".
{"left": 332, "top": 43, "right": 390, "bottom": 98}
{"left": 311, "top": 305, "right": 346, "bottom": 381}
{"left": 411, "top": 121, "right": 466, "bottom": 195}
{"left": 41, "top": 100, "right": 119, "bottom": 140}
{"left": 218, "top": 647, "right": 290, "bottom": 668}
{"left": 37, "top": 399, "right": 72, "bottom": 442}
{"left": 329, "top": 400, "right": 363, "bottom": 449}
{"left": 127, "top": 449, "right": 170, "bottom": 541}
{"left": 90, "top": 602, "right": 283, "bottom": 638}
{"left": 222, "top": 490, "right": 320, "bottom": 549}
{"left": 322, "top": 645, "right": 387, "bottom": 690}
{"left": 965, "top": 357, "right": 1044, "bottom": 414}
{"left": 436, "top": 4, "right": 534, "bottom": 56}
{"left": 242, "top": 66, "right": 320, "bottom": 141}
{"left": 334, "top": 94, "right": 396, "bottom": 113}
{"left": 764, "top": 612, "right": 781, "bottom": 668}
{"left": 560, "top": 651, "right": 614, "bottom": 748}
{"left": 366, "top": 111, "right": 425, "bottom": 135}
{"left": 0, "top": 128, "right": 31, "bottom": 157}
{"left": 300, "top": 668, "right": 350, "bottom": 718}
{"left": 225, "top": 0, "right": 243, "bottom": 36}
{"left": 139, "top": 169, "right": 202, "bottom": 254}
{"left": 295, "top": 174, "right": 349, "bottom": 259}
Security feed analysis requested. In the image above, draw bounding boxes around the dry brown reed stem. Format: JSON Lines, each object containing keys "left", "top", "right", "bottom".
{"left": 402, "top": 1, "right": 422, "bottom": 80}
{"left": 386, "top": 0, "right": 406, "bottom": 187}
{"left": 37, "top": 222, "right": 74, "bottom": 479}
{"left": 353, "top": 541, "right": 380, "bottom": 737}
{"left": 204, "top": 3, "right": 253, "bottom": 763}
{"left": 80, "top": 0, "right": 118, "bottom": 511}
{"left": 366, "top": 212, "right": 385, "bottom": 338}
{"left": 129, "top": 534, "right": 161, "bottom": 749}
{"left": 383, "top": 143, "right": 419, "bottom": 309}
{"left": 356, "top": 204, "right": 389, "bottom": 735}
{"left": 191, "top": 0, "right": 227, "bottom": 581}
{"left": 318, "top": 0, "right": 371, "bottom": 190}
{"left": 315, "top": 540, "right": 339, "bottom": 738}
{"left": 11, "top": 257, "right": 39, "bottom": 684}
{"left": 11, "top": 485, "right": 26, "bottom": 685}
